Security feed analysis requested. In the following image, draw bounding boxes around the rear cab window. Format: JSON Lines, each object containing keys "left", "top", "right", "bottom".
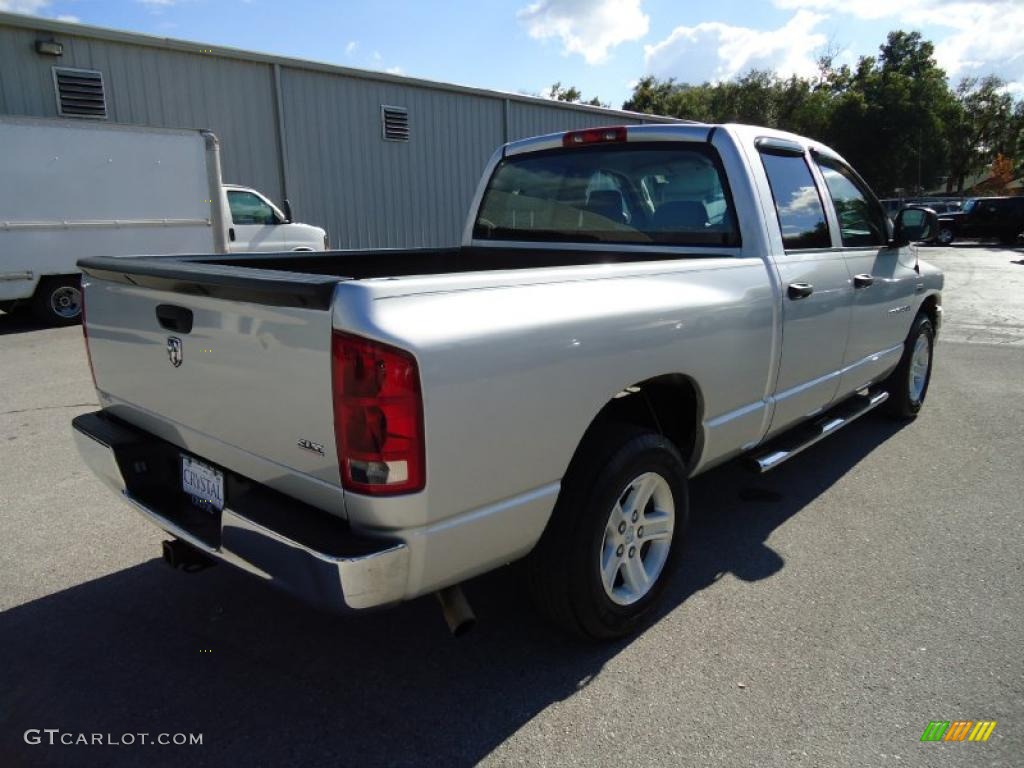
{"left": 472, "top": 143, "right": 740, "bottom": 247}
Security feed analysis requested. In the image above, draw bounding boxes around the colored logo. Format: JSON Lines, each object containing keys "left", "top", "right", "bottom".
{"left": 920, "top": 721, "right": 997, "bottom": 742}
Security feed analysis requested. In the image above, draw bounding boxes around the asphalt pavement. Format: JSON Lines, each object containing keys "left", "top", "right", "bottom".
{"left": 1, "top": 244, "right": 1022, "bottom": 767}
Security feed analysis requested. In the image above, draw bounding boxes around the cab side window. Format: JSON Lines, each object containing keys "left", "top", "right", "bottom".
{"left": 814, "top": 158, "right": 888, "bottom": 247}
{"left": 228, "top": 190, "right": 276, "bottom": 225}
{"left": 759, "top": 151, "right": 831, "bottom": 249}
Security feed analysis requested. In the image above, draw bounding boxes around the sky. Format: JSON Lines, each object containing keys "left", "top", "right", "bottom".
{"left": 2, "top": 0, "right": 1022, "bottom": 107}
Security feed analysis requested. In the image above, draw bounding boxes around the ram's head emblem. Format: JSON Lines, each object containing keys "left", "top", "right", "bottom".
{"left": 167, "top": 336, "right": 183, "bottom": 368}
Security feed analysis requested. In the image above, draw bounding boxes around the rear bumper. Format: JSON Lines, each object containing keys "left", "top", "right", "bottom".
{"left": 72, "top": 410, "right": 408, "bottom": 611}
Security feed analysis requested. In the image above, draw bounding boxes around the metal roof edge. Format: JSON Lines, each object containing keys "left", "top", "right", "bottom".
{"left": 0, "top": 11, "right": 684, "bottom": 124}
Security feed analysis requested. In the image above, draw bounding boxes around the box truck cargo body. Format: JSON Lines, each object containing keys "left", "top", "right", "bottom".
{"left": 0, "top": 116, "right": 326, "bottom": 324}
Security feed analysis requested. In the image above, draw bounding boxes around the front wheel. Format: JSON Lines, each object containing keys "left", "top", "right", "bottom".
{"left": 31, "top": 275, "right": 82, "bottom": 326}
{"left": 884, "top": 313, "right": 935, "bottom": 419}
{"left": 936, "top": 226, "right": 955, "bottom": 246}
{"left": 527, "top": 426, "right": 689, "bottom": 639}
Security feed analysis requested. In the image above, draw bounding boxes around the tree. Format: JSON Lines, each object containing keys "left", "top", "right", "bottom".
{"left": 548, "top": 82, "right": 606, "bottom": 108}
{"left": 624, "top": 30, "right": 968, "bottom": 196}
{"left": 944, "top": 76, "right": 1017, "bottom": 193}
{"left": 827, "top": 31, "right": 954, "bottom": 195}
{"left": 622, "top": 70, "right": 832, "bottom": 137}
{"left": 623, "top": 30, "right": 1022, "bottom": 197}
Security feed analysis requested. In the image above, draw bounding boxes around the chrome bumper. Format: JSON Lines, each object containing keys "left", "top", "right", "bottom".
{"left": 72, "top": 411, "right": 408, "bottom": 611}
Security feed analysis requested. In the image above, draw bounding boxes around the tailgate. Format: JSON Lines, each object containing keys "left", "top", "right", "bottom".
{"left": 79, "top": 256, "right": 346, "bottom": 512}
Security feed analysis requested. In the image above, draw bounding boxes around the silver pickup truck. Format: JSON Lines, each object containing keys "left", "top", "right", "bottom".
{"left": 73, "top": 124, "right": 943, "bottom": 639}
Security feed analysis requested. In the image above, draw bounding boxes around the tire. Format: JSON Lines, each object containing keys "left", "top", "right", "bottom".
{"left": 31, "top": 275, "right": 82, "bottom": 326}
{"left": 883, "top": 313, "right": 935, "bottom": 419}
{"left": 526, "top": 425, "right": 689, "bottom": 640}
{"left": 936, "top": 226, "right": 955, "bottom": 245}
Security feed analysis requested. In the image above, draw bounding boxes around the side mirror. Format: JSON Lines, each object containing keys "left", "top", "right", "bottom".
{"left": 282, "top": 198, "right": 293, "bottom": 224}
{"left": 893, "top": 206, "right": 938, "bottom": 247}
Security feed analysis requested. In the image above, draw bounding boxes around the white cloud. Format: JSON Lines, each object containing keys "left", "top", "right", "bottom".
{"left": 345, "top": 40, "right": 358, "bottom": 56}
{"left": 518, "top": 0, "right": 649, "bottom": 65}
{"left": 55, "top": 13, "right": 78, "bottom": 21}
{"left": 775, "top": 0, "right": 1024, "bottom": 92}
{"left": 385, "top": 65, "right": 404, "bottom": 75}
{"left": 644, "top": 10, "right": 827, "bottom": 82}
{"left": 0, "top": 0, "right": 50, "bottom": 12}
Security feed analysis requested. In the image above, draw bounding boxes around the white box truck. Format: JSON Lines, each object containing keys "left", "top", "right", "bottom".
{"left": 0, "top": 116, "right": 327, "bottom": 324}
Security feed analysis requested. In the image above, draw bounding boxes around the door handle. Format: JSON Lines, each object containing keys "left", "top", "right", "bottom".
{"left": 853, "top": 274, "right": 874, "bottom": 288}
{"left": 787, "top": 282, "right": 814, "bottom": 300}
{"left": 155, "top": 304, "right": 194, "bottom": 334}
{"left": 228, "top": 227, "right": 236, "bottom": 242}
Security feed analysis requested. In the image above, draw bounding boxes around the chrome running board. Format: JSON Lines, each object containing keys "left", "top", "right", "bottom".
{"left": 751, "top": 389, "right": 890, "bottom": 473}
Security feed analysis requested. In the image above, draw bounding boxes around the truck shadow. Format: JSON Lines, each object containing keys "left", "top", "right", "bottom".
{"left": 0, "top": 415, "right": 904, "bottom": 767}
{"left": 0, "top": 311, "right": 63, "bottom": 337}
{"left": 929, "top": 241, "right": 1023, "bottom": 251}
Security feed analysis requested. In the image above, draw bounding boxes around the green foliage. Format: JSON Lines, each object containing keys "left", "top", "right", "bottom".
{"left": 945, "top": 76, "right": 1017, "bottom": 192}
{"left": 623, "top": 30, "right": 1022, "bottom": 196}
{"left": 548, "top": 82, "right": 607, "bottom": 108}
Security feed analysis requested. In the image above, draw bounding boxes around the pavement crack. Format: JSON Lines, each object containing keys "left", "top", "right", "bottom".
{"left": 0, "top": 402, "right": 98, "bottom": 416}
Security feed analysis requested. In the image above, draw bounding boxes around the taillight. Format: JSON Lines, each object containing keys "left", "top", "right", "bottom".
{"left": 562, "top": 126, "right": 627, "bottom": 147}
{"left": 331, "top": 332, "right": 425, "bottom": 495}
{"left": 81, "top": 282, "right": 98, "bottom": 389}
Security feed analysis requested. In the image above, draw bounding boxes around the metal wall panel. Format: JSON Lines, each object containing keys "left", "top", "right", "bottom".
{"left": 280, "top": 68, "right": 505, "bottom": 248}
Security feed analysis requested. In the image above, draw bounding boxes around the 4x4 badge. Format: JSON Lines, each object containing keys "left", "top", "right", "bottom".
{"left": 167, "top": 337, "right": 183, "bottom": 367}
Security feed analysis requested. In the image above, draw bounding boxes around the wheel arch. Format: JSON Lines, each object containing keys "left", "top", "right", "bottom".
{"left": 569, "top": 373, "right": 705, "bottom": 478}
{"left": 917, "top": 291, "right": 941, "bottom": 334}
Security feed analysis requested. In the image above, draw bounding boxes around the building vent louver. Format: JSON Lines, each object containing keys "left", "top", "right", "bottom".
{"left": 381, "top": 105, "right": 409, "bottom": 141}
{"left": 53, "top": 67, "right": 107, "bottom": 119}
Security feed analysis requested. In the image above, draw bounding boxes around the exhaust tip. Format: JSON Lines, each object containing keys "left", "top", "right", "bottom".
{"left": 161, "top": 539, "right": 214, "bottom": 572}
{"left": 436, "top": 585, "right": 476, "bottom": 637}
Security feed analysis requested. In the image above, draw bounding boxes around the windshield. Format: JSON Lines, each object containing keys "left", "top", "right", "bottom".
{"left": 472, "top": 143, "right": 739, "bottom": 247}
{"left": 962, "top": 199, "right": 976, "bottom": 213}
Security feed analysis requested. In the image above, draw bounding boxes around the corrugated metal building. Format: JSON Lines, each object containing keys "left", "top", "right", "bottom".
{"left": 0, "top": 12, "right": 676, "bottom": 248}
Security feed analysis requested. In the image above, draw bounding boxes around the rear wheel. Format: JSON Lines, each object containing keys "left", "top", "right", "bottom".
{"left": 527, "top": 426, "right": 689, "bottom": 639}
{"left": 936, "top": 226, "right": 955, "bottom": 245}
{"left": 884, "top": 313, "right": 934, "bottom": 419}
{"left": 31, "top": 275, "right": 82, "bottom": 326}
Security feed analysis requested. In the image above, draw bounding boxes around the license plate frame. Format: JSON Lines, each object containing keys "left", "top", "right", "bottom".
{"left": 180, "top": 454, "right": 225, "bottom": 513}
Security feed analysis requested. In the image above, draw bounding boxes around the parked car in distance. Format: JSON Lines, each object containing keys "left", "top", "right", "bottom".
{"left": 73, "top": 124, "right": 943, "bottom": 640}
{"left": 909, "top": 199, "right": 962, "bottom": 215}
{"left": 936, "top": 196, "right": 1024, "bottom": 246}
{"left": 880, "top": 197, "right": 962, "bottom": 223}
{"left": 0, "top": 116, "right": 327, "bottom": 325}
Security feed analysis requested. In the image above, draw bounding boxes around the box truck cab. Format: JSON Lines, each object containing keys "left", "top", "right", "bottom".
{"left": 223, "top": 184, "right": 327, "bottom": 253}
{"left": 0, "top": 117, "right": 327, "bottom": 325}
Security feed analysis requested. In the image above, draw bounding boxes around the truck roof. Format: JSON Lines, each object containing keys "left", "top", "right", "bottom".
{"left": 501, "top": 123, "right": 837, "bottom": 159}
